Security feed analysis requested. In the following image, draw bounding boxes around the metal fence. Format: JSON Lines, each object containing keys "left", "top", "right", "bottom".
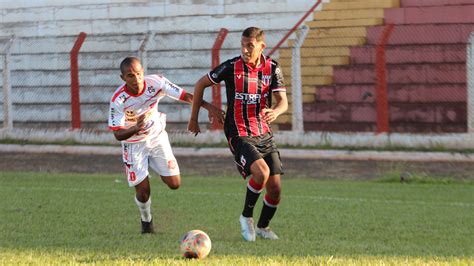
{"left": 279, "top": 23, "right": 474, "bottom": 134}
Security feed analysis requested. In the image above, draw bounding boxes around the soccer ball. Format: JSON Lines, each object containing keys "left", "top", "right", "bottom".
{"left": 179, "top": 230, "right": 212, "bottom": 259}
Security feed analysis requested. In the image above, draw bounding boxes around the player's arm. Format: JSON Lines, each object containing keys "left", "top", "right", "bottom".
{"left": 113, "top": 114, "right": 146, "bottom": 141}
{"left": 188, "top": 75, "right": 214, "bottom": 135}
{"left": 262, "top": 91, "right": 288, "bottom": 123}
{"left": 180, "top": 92, "right": 224, "bottom": 126}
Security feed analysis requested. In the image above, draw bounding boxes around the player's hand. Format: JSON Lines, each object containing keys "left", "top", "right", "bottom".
{"left": 262, "top": 108, "right": 278, "bottom": 123}
{"left": 187, "top": 119, "right": 201, "bottom": 136}
{"left": 208, "top": 106, "right": 225, "bottom": 125}
{"left": 135, "top": 114, "right": 147, "bottom": 132}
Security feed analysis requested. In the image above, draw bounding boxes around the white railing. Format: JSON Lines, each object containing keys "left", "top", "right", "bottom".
{"left": 468, "top": 32, "right": 474, "bottom": 133}
{"left": 291, "top": 25, "right": 310, "bottom": 133}
{"left": 138, "top": 31, "right": 155, "bottom": 74}
{"left": 2, "top": 36, "right": 15, "bottom": 130}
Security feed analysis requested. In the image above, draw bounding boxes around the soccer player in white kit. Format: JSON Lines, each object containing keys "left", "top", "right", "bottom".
{"left": 108, "top": 57, "right": 223, "bottom": 234}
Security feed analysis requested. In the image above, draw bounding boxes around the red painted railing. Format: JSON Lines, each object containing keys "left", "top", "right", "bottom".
{"left": 375, "top": 24, "right": 394, "bottom": 133}
{"left": 267, "top": 0, "right": 322, "bottom": 57}
{"left": 70, "top": 32, "right": 87, "bottom": 129}
{"left": 210, "top": 28, "right": 228, "bottom": 130}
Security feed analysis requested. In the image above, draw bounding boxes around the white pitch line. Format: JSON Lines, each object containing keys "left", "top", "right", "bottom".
{"left": 3, "top": 144, "right": 474, "bottom": 162}
{"left": 2, "top": 186, "right": 472, "bottom": 208}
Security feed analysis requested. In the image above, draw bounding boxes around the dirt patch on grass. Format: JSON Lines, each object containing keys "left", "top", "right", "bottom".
{"left": 1, "top": 152, "right": 473, "bottom": 180}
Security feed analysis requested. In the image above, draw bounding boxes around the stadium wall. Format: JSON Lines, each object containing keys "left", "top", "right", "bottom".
{"left": 0, "top": 0, "right": 323, "bottom": 130}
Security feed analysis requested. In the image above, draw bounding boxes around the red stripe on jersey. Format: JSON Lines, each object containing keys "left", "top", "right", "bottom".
{"left": 108, "top": 125, "right": 124, "bottom": 131}
{"left": 260, "top": 58, "right": 273, "bottom": 134}
{"left": 179, "top": 89, "right": 187, "bottom": 101}
{"left": 111, "top": 86, "right": 126, "bottom": 103}
{"left": 247, "top": 69, "right": 260, "bottom": 136}
{"left": 234, "top": 59, "right": 247, "bottom": 136}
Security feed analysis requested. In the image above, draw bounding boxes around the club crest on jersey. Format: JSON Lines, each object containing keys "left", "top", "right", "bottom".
{"left": 262, "top": 75, "right": 271, "bottom": 86}
{"left": 147, "top": 86, "right": 156, "bottom": 94}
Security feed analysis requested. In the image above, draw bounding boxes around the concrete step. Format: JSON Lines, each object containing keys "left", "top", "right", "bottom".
{"left": 294, "top": 37, "right": 366, "bottom": 48}
{"left": 332, "top": 63, "right": 466, "bottom": 84}
{"left": 366, "top": 24, "right": 474, "bottom": 45}
{"left": 0, "top": 85, "right": 217, "bottom": 104}
{"left": 301, "top": 120, "right": 466, "bottom": 133}
{"left": 401, "top": 0, "right": 474, "bottom": 7}
{"left": 282, "top": 66, "right": 334, "bottom": 76}
{"left": 306, "top": 27, "right": 367, "bottom": 38}
{"left": 316, "top": 84, "right": 466, "bottom": 103}
{"left": 5, "top": 52, "right": 217, "bottom": 71}
{"left": 322, "top": 0, "right": 400, "bottom": 10}
{"left": 0, "top": 12, "right": 303, "bottom": 37}
{"left": 301, "top": 56, "right": 350, "bottom": 66}
{"left": 350, "top": 44, "right": 467, "bottom": 64}
{"left": 279, "top": 47, "right": 350, "bottom": 58}
{"left": 0, "top": 102, "right": 210, "bottom": 124}
{"left": 314, "top": 9, "right": 384, "bottom": 20}
{"left": 303, "top": 102, "right": 466, "bottom": 124}
{"left": 0, "top": 1, "right": 315, "bottom": 23}
{"left": 7, "top": 31, "right": 285, "bottom": 54}
{"left": 307, "top": 18, "right": 384, "bottom": 28}
{"left": 0, "top": 69, "right": 209, "bottom": 88}
{"left": 286, "top": 76, "right": 333, "bottom": 86}
{"left": 385, "top": 5, "right": 474, "bottom": 25}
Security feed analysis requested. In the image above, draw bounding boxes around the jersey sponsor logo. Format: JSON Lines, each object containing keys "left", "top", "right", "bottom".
{"left": 235, "top": 92, "right": 261, "bottom": 104}
{"left": 165, "top": 80, "right": 181, "bottom": 95}
{"left": 125, "top": 110, "right": 136, "bottom": 122}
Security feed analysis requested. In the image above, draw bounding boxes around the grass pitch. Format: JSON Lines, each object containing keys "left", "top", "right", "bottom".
{"left": 0, "top": 171, "right": 472, "bottom": 265}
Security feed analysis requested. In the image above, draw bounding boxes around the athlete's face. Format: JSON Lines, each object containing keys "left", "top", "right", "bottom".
{"left": 120, "top": 61, "right": 144, "bottom": 94}
{"left": 241, "top": 36, "right": 266, "bottom": 66}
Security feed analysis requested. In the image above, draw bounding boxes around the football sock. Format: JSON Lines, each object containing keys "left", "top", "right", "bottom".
{"left": 242, "top": 177, "right": 264, "bottom": 218}
{"left": 257, "top": 194, "right": 280, "bottom": 228}
{"left": 135, "top": 196, "right": 152, "bottom": 222}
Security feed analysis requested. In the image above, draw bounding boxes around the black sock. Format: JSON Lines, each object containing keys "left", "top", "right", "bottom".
{"left": 242, "top": 187, "right": 260, "bottom": 217}
{"left": 257, "top": 202, "right": 277, "bottom": 228}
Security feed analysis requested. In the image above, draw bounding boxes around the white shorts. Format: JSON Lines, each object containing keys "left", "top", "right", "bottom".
{"left": 122, "top": 131, "right": 180, "bottom": 187}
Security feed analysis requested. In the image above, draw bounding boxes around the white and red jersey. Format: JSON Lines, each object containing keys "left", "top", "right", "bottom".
{"left": 108, "top": 74, "right": 186, "bottom": 143}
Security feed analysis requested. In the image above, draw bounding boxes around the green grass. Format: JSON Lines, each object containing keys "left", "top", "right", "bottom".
{"left": 0, "top": 172, "right": 473, "bottom": 265}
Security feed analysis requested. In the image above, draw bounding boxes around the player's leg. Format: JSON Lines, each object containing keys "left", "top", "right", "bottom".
{"left": 149, "top": 131, "right": 181, "bottom": 190}
{"left": 160, "top": 174, "right": 180, "bottom": 190}
{"left": 123, "top": 142, "right": 154, "bottom": 234}
{"left": 229, "top": 136, "right": 265, "bottom": 241}
{"left": 256, "top": 151, "right": 283, "bottom": 240}
{"left": 134, "top": 177, "right": 154, "bottom": 234}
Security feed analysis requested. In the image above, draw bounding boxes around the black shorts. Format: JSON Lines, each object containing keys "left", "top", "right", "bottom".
{"left": 227, "top": 132, "right": 283, "bottom": 179}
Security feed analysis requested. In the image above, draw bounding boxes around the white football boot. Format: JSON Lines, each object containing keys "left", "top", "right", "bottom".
{"left": 239, "top": 214, "right": 256, "bottom": 241}
{"left": 256, "top": 227, "right": 279, "bottom": 240}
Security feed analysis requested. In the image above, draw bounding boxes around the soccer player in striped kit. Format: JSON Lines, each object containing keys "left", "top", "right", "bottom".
{"left": 188, "top": 27, "right": 288, "bottom": 241}
{"left": 109, "top": 57, "right": 223, "bottom": 234}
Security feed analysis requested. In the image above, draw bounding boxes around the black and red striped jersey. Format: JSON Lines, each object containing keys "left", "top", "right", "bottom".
{"left": 208, "top": 55, "right": 286, "bottom": 137}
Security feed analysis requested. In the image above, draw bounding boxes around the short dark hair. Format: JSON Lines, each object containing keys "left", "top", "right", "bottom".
{"left": 120, "top": 56, "right": 141, "bottom": 74}
{"left": 242, "top": 27, "right": 265, "bottom": 42}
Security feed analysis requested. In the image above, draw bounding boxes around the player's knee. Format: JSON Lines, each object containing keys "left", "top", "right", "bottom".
{"left": 167, "top": 181, "right": 180, "bottom": 190}
{"left": 164, "top": 175, "right": 181, "bottom": 190}
{"left": 267, "top": 184, "right": 281, "bottom": 198}
{"left": 136, "top": 190, "right": 150, "bottom": 202}
{"left": 252, "top": 165, "right": 270, "bottom": 184}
